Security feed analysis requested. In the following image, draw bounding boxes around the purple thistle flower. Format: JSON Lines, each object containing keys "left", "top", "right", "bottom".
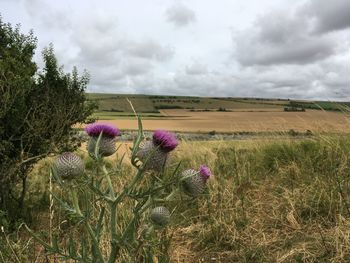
{"left": 85, "top": 123, "right": 121, "bottom": 138}
{"left": 199, "top": 165, "right": 211, "bottom": 181}
{"left": 152, "top": 130, "right": 178, "bottom": 152}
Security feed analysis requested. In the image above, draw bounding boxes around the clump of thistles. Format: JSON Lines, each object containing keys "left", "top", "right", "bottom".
{"left": 85, "top": 123, "right": 120, "bottom": 157}
{"left": 53, "top": 152, "right": 85, "bottom": 180}
{"left": 180, "top": 165, "right": 212, "bottom": 197}
{"left": 137, "top": 130, "right": 178, "bottom": 171}
{"left": 150, "top": 206, "right": 170, "bottom": 227}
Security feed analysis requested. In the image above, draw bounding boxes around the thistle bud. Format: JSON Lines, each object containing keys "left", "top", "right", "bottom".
{"left": 137, "top": 130, "right": 178, "bottom": 171}
{"left": 180, "top": 165, "right": 211, "bottom": 197}
{"left": 150, "top": 206, "right": 170, "bottom": 227}
{"left": 53, "top": 152, "right": 85, "bottom": 180}
{"left": 85, "top": 123, "right": 121, "bottom": 157}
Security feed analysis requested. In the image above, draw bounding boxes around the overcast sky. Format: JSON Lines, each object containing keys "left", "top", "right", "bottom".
{"left": 1, "top": 0, "right": 350, "bottom": 100}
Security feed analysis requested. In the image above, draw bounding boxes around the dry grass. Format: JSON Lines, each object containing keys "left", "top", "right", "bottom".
{"left": 167, "top": 137, "right": 350, "bottom": 262}
{"left": 3, "top": 136, "right": 350, "bottom": 262}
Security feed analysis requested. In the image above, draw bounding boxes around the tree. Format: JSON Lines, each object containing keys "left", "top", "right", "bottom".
{"left": 0, "top": 18, "right": 96, "bottom": 224}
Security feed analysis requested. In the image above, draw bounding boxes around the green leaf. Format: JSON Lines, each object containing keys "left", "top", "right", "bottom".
{"left": 94, "top": 132, "right": 103, "bottom": 160}
{"left": 52, "top": 235, "right": 59, "bottom": 251}
{"left": 68, "top": 234, "right": 77, "bottom": 257}
{"left": 80, "top": 235, "right": 88, "bottom": 261}
{"left": 95, "top": 206, "right": 105, "bottom": 241}
{"left": 25, "top": 224, "right": 54, "bottom": 252}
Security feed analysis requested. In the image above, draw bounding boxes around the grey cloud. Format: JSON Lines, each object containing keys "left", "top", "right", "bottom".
{"left": 154, "top": 57, "right": 350, "bottom": 100}
{"left": 90, "top": 76, "right": 126, "bottom": 90}
{"left": 304, "top": 0, "right": 350, "bottom": 33}
{"left": 23, "top": 0, "right": 70, "bottom": 30}
{"left": 165, "top": 4, "right": 195, "bottom": 27}
{"left": 125, "top": 39, "right": 174, "bottom": 61}
{"left": 122, "top": 58, "right": 153, "bottom": 76}
{"left": 233, "top": 9, "right": 337, "bottom": 66}
{"left": 185, "top": 61, "right": 208, "bottom": 75}
{"left": 65, "top": 13, "right": 175, "bottom": 90}
{"left": 236, "top": 37, "right": 334, "bottom": 66}
{"left": 72, "top": 15, "right": 120, "bottom": 63}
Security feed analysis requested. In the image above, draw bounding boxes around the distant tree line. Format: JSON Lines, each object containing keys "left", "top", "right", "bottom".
{"left": 152, "top": 99, "right": 200, "bottom": 103}
{"left": 155, "top": 105, "right": 183, "bottom": 109}
{"left": 288, "top": 100, "right": 348, "bottom": 112}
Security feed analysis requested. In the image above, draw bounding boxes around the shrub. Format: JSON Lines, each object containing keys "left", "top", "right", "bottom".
{"left": 0, "top": 19, "right": 96, "bottom": 224}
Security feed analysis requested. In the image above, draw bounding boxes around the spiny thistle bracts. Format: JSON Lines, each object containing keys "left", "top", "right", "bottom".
{"left": 53, "top": 152, "right": 84, "bottom": 180}
{"left": 180, "top": 165, "right": 211, "bottom": 197}
{"left": 150, "top": 206, "right": 170, "bottom": 227}
{"left": 137, "top": 130, "right": 178, "bottom": 171}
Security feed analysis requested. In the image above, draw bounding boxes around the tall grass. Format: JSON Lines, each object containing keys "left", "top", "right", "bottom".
{"left": 170, "top": 136, "right": 350, "bottom": 262}
{"left": 2, "top": 135, "right": 350, "bottom": 262}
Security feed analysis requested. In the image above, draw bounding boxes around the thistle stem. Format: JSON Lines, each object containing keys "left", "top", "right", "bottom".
{"left": 165, "top": 189, "right": 179, "bottom": 201}
{"left": 145, "top": 225, "right": 154, "bottom": 238}
{"left": 120, "top": 198, "right": 152, "bottom": 243}
{"left": 85, "top": 222, "right": 105, "bottom": 263}
{"left": 115, "top": 167, "right": 144, "bottom": 203}
{"left": 69, "top": 188, "right": 82, "bottom": 216}
{"left": 102, "top": 163, "right": 115, "bottom": 199}
{"left": 108, "top": 203, "right": 120, "bottom": 263}
{"left": 69, "top": 188, "right": 104, "bottom": 263}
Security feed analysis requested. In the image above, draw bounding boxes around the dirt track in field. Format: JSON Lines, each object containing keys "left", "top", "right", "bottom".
{"left": 87, "top": 109, "right": 350, "bottom": 133}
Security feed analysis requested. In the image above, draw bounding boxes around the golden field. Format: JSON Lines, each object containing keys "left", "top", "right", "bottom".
{"left": 91, "top": 109, "right": 350, "bottom": 133}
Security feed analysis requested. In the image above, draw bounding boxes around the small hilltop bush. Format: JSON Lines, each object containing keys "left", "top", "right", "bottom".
{"left": 26, "top": 118, "right": 212, "bottom": 262}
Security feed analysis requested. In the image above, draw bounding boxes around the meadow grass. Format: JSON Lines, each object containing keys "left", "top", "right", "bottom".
{"left": 2, "top": 135, "right": 350, "bottom": 262}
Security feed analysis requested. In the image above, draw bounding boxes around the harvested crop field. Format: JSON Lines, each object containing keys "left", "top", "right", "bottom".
{"left": 90, "top": 109, "right": 350, "bottom": 133}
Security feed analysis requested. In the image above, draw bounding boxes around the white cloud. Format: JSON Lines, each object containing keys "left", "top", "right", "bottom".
{"left": 186, "top": 60, "right": 208, "bottom": 75}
